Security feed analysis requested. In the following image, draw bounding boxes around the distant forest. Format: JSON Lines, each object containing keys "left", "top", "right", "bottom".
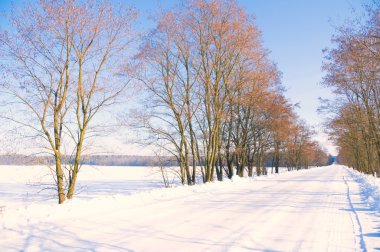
{"left": 0, "top": 154, "right": 334, "bottom": 167}
{"left": 0, "top": 155, "right": 176, "bottom": 166}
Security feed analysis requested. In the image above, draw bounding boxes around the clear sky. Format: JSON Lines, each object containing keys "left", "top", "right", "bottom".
{"left": 0, "top": 0, "right": 367, "bottom": 155}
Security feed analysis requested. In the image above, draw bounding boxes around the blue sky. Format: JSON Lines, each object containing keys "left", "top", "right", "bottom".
{"left": 0, "top": 0, "right": 367, "bottom": 155}
{"left": 243, "top": 0, "right": 364, "bottom": 125}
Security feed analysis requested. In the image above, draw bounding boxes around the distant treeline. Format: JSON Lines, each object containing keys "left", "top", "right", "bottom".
{"left": 0, "top": 155, "right": 178, "bottom": 166}
{"left": 0, "top": 154, "right": 334, "bottom": 167}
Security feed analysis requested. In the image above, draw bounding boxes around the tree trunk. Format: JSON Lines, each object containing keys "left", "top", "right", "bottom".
{"left": 55, "top": 154, "right": 66, "bottom": 204}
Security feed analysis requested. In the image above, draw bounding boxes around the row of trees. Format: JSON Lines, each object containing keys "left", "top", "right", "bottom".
{"left": 322, "top": 2, "right": 380, "bottom": 176}
{"left": 135, "top": 0, "right": 329, "bottom": 185}
{"left": 0, "top": 0, "right": 329, "bottom": 203}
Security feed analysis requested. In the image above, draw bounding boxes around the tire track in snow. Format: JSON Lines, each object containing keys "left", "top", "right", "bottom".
{"left": 343, "top": 175, "right": 367, "bottom": 252}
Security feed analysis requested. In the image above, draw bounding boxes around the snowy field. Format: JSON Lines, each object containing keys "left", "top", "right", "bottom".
{"left": 0, "top": 165, "right": 166, "bottom": 205}
{"left": 0, "top": 165, "right": 379, "bottom": 251}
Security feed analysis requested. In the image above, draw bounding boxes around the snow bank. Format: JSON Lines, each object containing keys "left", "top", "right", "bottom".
{"left": 0, "top": 175, "right": 250, "bottom": 228}
{"left": 2, "top": 165, "right": 367, "bottom": 252}
{"left": 347, "top": 167, "right": 380, "bottom": 212}
{"left": 0, "top": 166, "right": 320, "bottom": 230}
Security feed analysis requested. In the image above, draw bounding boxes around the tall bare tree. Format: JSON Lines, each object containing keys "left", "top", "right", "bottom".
{"left": 0, "top": 0, "right": 136, "bottom": 203}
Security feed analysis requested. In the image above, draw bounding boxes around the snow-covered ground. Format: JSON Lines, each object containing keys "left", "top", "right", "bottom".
{"left": 0, "top": 164, "right": 379, "bottom": 251}
{"left": 0, "top": 165, "right": 165, "bottom": 205}
{"left": 348, "top": 168, "right": 380, "bottom": 213}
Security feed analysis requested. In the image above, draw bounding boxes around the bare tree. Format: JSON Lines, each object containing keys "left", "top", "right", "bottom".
{"left": 0, "top": 0, "right": 136, "bottom": 203}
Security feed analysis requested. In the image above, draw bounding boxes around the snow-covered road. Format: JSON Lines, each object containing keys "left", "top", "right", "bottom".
{"left": 1, "top": 165, "right": 379, "bottom": 251}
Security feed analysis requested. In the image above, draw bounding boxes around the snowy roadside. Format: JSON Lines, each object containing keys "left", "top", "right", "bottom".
{"left": 347, "top": 167, "right": 380, "bottom": 212}
{"left": 0, "top": 166, "right": 316, "bottom": 229}
{"left": 2, "top": 165, "right": 378, "bottom": 252}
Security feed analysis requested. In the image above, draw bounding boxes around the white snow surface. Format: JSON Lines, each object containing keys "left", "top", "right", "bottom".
{"left": 0, "top": 164, "right": 379, "bottom": 251}
{"left": 348, "top": 168, "right": 380, "bottom": 212}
